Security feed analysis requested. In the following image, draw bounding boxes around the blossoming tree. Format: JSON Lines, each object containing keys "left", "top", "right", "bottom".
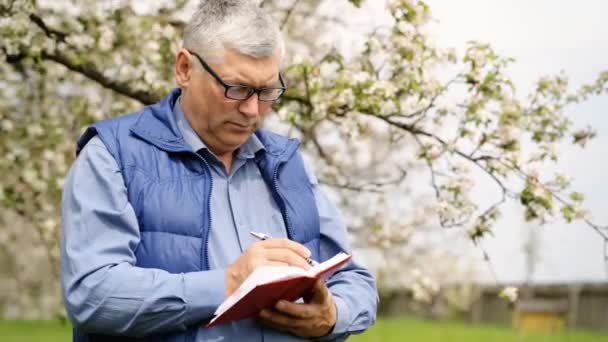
{"left": 0, "top": 0, "right": 606, "bottom": 317}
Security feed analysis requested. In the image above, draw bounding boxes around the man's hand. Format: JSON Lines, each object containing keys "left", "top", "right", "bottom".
{"left": 257, "top": 279, "right": 337, "bottom": 338}
{"left": 225, "top": 238, "right": 311, "bottom": 296}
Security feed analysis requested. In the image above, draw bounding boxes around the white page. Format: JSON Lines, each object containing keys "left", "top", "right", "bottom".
{"left": 309, "top": 252, "right": 349, "bottom": 276}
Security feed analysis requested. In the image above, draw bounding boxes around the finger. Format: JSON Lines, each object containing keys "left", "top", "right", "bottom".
{"left": 259, "top": 238, "right": 311, "bottom": 258}
{"left": 257, "top": 315, "right": 302, "bottom": 337}
{"left": 259, "top": 309, "right": 307, "bottom": 330}
{"left": 275, "top": 300, "right": 315, "bottom": 319}
{"left": 254, "top": 261, "right": 290, "bottom": 268}
{"left": 263, "top": 249, "right": 311, "bottom": 269}
{"left": 258, "top": 316, "right": 289, "bottom": 333}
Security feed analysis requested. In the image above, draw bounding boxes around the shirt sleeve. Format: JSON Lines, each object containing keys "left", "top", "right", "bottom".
{"left": 60, "top": 136, "right": 225, "bottom": 338}
{"left": 303, "top": 163, "right": 379, "bottom": 340}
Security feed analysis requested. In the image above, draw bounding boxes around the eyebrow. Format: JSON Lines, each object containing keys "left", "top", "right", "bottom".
{"left": 226, "top": 74, "right": 280, "bottom": 88}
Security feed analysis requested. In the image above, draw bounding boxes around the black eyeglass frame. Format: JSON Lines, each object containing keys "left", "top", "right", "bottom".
{"left": 187, "top": 49, "right": 287, "bottom": 102}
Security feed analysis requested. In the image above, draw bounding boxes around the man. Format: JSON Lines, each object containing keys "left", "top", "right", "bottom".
{"left": 60, "top": 1, "right": 378, "bottom": 341}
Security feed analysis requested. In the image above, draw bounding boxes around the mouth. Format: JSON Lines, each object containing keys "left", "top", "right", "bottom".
{"left": 227, "top": 122, "right": 253, "bottom": 132}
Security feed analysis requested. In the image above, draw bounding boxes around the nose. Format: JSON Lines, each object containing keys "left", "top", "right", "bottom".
{"left": 238, "top": 93, "right": 260, "bottom": 119}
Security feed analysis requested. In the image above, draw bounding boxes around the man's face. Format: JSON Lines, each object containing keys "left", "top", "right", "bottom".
{"left": 176, "top": 48, "right": 281, "bottom": 156}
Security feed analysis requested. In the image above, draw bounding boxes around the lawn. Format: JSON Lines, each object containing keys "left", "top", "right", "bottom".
{"left": 0, "top": 317, "right": 605, "bottom": 341}
{"left": 350, "top": 317, "right": 607, "bottom": 342}
{"left": 0, "top": 320, "right": 71, "bottom": 342}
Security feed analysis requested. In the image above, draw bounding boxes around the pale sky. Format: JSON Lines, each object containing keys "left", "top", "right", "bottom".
{"left": 314, "top": 0, "right": 608, "bottom": 283}
{"left": 421, "top": 0, "right": 608, "bottom": 283}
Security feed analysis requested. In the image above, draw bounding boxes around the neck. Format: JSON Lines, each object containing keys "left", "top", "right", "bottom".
{"left": 178, "top": 97, "right": 237, "bottom": 172}
{"left": 214, "top": 150, "right": 234, "bottom": 173}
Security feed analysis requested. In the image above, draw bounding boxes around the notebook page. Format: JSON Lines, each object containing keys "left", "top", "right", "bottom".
{"left": 309, "top": 252, "right": 350, "bottom": 277}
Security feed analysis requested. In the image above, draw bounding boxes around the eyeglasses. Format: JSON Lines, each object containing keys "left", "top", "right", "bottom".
{"left": 187, "top": 49, "right": 286, "bottom": 102}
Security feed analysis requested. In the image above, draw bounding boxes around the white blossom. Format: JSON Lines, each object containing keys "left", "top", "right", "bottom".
{"left": 161, "top": 25, "right": 175, "bottom": 39}
{"left": 336, "top": 88, "right": 356, "bottom": 107}
{"left": 350, "top": 71, "right": 370, "bottom": 84}
{"left": 1, "top": 119, "right": 14, "bottom": 131}
{"left": 56, "top": 177, "right": 66, "bottom": 189}
{"left": 574, "top": 208, "right": 591, "bottom": 220}
{"left": 41, "top": 218, "right": 56, "bottom": 234}
{"left": 544, "top": 142, "right": 560, "bottom": 159}
{"left": 499, "top": 286, "right": 518, "bottom": 303}
{"left": 447, "top": 177, "right": 474, "bottom": 193}
{"left": 42, "top": 149, "right": 54, "bottom": 161}
{"left": 66, "top": 34, "right": 95, "bottom": 50}
{"left": 396, "top": 21, "right": 413, "bottom": 34}
{"left": 531, "top": 184, "right": 548, "bottom": 199}
{"left": 319, "top": 62, "right": 339, "bottom": 81}
{"left": 370, "top": 80, "right": 398, "bottom": 97}
{"left": 22, "top": 168, "right": 38, "bottom": 185}
{"left": 292, "top": 54, "right": 305, "bottom": 65}
{"left": 97, "top": 26, "right": 115, "bottom": 52}
{"left": 497, "top": 125, "right": 521, "bottom": 143}
{"left": 466, "top": 48, "right": 488, "bottom": 69}
{"left": 379, "top": 100, "right": 397, "bottom": 115}
{"left": 426, "top": 144, "right": 442, "bottom": 160}
{"left": 554, "top": 173, "right": 572, "bottom": 188}
{"left": 26, "top": 124, "right": 44, "bottom": 137}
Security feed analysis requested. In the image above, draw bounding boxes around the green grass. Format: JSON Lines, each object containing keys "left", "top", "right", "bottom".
{"left": 0, "top": 317, "right": 605, "bottom": 341}
{"left": 350, "top": 316, "right": 607, "bottom": 342}
{"left": 0, "top": 320, "right": 71, "bottom": 342}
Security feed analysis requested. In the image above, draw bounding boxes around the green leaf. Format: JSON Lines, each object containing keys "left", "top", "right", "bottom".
{"left": 561, "top": 204, "right": 575, "bottom": 223}
{"left": 569, "top": 191, "right": 584, "bottom": 202}
{"left": 348, "top": 0, "right": 364, "bottom": 8}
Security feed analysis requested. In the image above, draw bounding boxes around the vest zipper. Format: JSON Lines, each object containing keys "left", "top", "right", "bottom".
{"left": 193, "top": 152, "right": 213, "bottom": 270}
{"left": 272, "top": 161, "right": 294, "bottom": 240}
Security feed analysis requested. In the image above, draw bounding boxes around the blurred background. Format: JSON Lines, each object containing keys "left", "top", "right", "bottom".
{"left": 0, "top": 0, "right": 607, "bottom": 341}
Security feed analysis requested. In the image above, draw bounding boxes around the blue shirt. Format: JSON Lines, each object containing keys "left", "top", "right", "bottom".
{"left": 61, "top": 98, "right": 377, "bottom": 341}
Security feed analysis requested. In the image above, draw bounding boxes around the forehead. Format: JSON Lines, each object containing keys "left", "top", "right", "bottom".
{"left": 210, "top": 48, "right": 281, "bottom": 86}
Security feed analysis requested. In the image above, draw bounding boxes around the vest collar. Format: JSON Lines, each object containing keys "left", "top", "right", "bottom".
{"left": 130, "top": 88, "right": 191, "bottom": 153}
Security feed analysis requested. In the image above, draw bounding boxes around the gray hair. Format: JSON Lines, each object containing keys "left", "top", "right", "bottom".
{"left": 183, "top": 0, "right": 284, "bottom": 64}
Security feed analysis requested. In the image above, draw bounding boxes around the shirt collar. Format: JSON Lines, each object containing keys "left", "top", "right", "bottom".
{"left": 173, "top": 96, "right": 265, "bottom": 159}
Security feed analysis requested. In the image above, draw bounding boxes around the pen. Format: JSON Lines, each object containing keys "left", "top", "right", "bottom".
{"left": 250, "top": 231, "right": 319, "bottom": 266}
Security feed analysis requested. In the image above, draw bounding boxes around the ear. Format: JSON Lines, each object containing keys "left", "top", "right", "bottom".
{"left": 175, "top": 48, "right": 193, "bottom": 88}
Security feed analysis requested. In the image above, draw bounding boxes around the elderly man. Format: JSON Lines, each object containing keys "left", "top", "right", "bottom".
{"left": 60, "top": 1, "right": 378, "bottom": 341}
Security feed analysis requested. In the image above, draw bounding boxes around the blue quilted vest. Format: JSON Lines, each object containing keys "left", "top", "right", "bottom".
{"left": 73, "top": 88, "right": 321, "bottom": 341}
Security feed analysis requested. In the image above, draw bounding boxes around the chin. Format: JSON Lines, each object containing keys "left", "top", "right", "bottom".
{"left": 225, "top": 134, "right": 251, "bottom": 148}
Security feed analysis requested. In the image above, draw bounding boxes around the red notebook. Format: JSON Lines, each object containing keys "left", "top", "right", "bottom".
{"left": 205, "top": 252, "right": 351, "bottom": 327}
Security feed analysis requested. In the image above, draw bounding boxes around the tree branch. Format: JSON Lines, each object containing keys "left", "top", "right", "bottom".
{"left": 281, "top": 93, "right": 312, "bottom": 108}
{"left": 297, "top": 122, "right": 334, "bottom": 164}
{"left": 369, "top": 107, "right": 608, "bottom": 272}
{"left": 319, "top": 168, "right": 408, "bottom": 194}
{"left": 168, "top": 19, "right": 185, "bottom": 30}
{"left": 29, "top": 13, "right": 67, "bottom": 42}
{"left": 280, "top": 0, "right": 300, "bottom": 30}
{"left": 505, "top": 161, "right": 608, "bottom": 241}
{"left": 388, "top": 76, "right": 462, "bottom": 120}
{"left": 41, "top": 50, "right": 160, "bottom": 105}
{"left": 22, "top": 11, "right": 159, "bottom": 104}
{"left": 3, "top": 50, "right": 29, "bottom": 76}
{"left": 4, "top": 50, "right": 27, "bottom": 64}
